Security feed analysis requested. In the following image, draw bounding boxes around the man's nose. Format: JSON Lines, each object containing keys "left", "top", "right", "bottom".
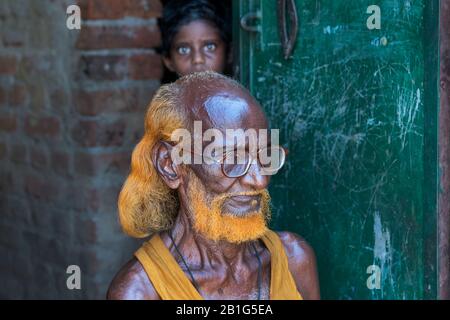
{"left": 240, "top": 162, "right": 270, "bottom": 190}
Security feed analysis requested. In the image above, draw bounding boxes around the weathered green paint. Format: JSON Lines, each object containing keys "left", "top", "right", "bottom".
{"left": 234, "top": 0, "right": 440, "bottom": 299}
{"left": 422, "top": 0, "right": 440, "bottom": 300}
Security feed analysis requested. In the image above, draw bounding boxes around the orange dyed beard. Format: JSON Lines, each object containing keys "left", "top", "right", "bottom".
{"left": 186, "top": 170, "right": 271, "bottom": 243}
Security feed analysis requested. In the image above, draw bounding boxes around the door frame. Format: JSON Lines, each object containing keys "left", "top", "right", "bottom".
{"left": 439, "top": 0, "right": 450, "bottom": 300}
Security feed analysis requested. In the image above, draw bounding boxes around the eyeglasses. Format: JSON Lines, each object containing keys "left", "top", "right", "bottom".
{"left": 163, "top": 141, "right": 287, "bottom": 178}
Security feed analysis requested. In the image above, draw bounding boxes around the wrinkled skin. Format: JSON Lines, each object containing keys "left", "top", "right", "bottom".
{"left": 107, "top": 79, "right": 320, "bottom": 300}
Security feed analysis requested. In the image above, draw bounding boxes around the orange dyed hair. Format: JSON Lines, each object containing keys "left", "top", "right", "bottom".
{"left": 118, "top": 82, "right": 188, "bottom": 238}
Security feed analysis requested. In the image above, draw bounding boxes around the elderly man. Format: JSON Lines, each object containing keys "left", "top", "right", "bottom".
{"left": 107, "top": 72, "right": 320, "bottom": 300}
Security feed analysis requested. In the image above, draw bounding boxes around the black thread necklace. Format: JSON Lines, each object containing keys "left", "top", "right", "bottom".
{"left": 168, "top": 232, "right": 263, "bottom": 300}
{"left": 168, "top": 232, "right": 200, "bottom": 291}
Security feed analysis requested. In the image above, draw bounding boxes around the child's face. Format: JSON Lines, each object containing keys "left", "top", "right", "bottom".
{"left": 163, "top": 20, "right": 228, "bottom": 77}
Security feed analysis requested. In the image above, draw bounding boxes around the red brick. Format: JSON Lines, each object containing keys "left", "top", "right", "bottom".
{"left": 51, "top": 151, "right": 70, "bottom": 176}
{"left": 30, "top": 147, "right": 48, "bottom": 170}
{"left": 9, "top": 84, "right": 27, "bottom": 106}
{"left": 26, "top": 83, "right": 47, "bottom": 111}
{"left": 75, "top": 151, "right": 131, "bottom": 176}
{"left": 87, "top": 189, "right": 101, "bottom": 212}
{"left": 74, "top": 215, "right": 97, "bottom": 245}
{"left": 27, "top": 201, "right": 70, "bottom": 238}
{"left": 76, "top": 25, "right": 161, "bottom": 50}
{"left": 63, "top": 184, "right": 105, "bottom": 213}
{"left": 28, "top": 263, "right": 53, "bottom": 295}
{"left": 78, "top": 248, "right": 101, "bottom": 275}
{"left": 0, "top": 142, "right": 6, "bottom": 159}
{"left": 2, "top": 30, "right": 25, "bottom": 47}
{"left": 74, "top": 87, "right": 141, "bottom": 116}
{"left": 0, "top": 87, "right": 5, "bottom": 105}
{"left": 50, "top": 88, "right": 69, "bottom": 111}
{"left": 19, "top": 55, "right": 53, "bottom": 79}
{"left": 0, "top": 196, "right": 30, "bottom": 227}
{"left": 128, "top": 53, "right": 163, "bottom": 80}
{"left": 79, "top": 0, "right": 162, "bottom": 20}
{"left": 22, "top": 231, "right": 70, "bottom": 267}
{"left": 24, "top": 174, "right": 59, "bottom": 201}
{"left": 25, "top": 115, "right": 60, "bottom": 137}
{"left": 0, "top": 115, "right": 17, "bottom": 132}
{"left": 0, "top": 171, "right": 14, "bottom": 194}
{"left": 0, "top": 225, "right": 24, "bottom": 252}
{"left": 0, "top": 56, "right": 17, "bottom": 75}
{"left": 79, "top": 55, "right": 127, "bottom": 81}
{"left": 10, "top": 144, "right": 27, "bottom": 164}
{"left": 66, "top": 183, "right": 123, "bottom": 214}
{"left": 71, "top": 119, "right": 126, "bottom": 147}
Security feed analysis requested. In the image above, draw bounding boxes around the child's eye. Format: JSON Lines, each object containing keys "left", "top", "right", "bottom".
{"left": 177, "top": 46, "right": 191, "bottom": 55}
{"left": 204, "top": 43, "right": 217, "bottom": 52}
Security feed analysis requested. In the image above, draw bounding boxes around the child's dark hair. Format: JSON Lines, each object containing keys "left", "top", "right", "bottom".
{"left": 158, "top": 0, "right": 232, "bottom": 57}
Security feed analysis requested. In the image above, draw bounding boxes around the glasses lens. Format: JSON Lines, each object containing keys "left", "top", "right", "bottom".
{"left": 221, "top": 147, "right": 286, "bottom": 178}
{"left": 258, "top": 146, "right": 285, "bottom": 174}
{"left": 222, "top": 149, "right": 250, "bottom": 178}
{"left": 223, "top": 163, "right": 249, "bottom": 178}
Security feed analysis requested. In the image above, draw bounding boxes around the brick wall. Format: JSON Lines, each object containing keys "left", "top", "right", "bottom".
{"left": 0, "top": 0, "right": 163, "bottom": 299}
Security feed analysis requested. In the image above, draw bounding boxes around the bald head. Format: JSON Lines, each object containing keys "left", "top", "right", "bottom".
{"left": 174, "top": 71, "right": 268, "bottom": 133}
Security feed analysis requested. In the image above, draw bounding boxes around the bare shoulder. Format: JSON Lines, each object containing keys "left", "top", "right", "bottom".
{"left": 276, "top": 231, "right": 321, "bottom": 300}
{"left": 106, "top": 257, "right": 160, "bottom": 300}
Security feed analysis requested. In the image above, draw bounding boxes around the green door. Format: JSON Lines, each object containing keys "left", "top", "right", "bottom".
{"left": 234, "top": 0, "right": 440, "bottom": 299}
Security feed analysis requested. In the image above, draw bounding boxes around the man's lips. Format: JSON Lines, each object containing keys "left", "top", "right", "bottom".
{"left": 222, "top": 194, "right": 263, "bottom": 217}
{"left": 229, "top": 194, "right": 261, "bottom": 205}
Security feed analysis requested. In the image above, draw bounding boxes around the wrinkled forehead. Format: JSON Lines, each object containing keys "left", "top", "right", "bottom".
{"left": 182, "top": 83, "right": 268, "bottom": 132}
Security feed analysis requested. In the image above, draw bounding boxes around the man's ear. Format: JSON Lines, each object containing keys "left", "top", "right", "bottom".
{"left": 162, "top": 56, "right": 175, "bottom": 73}
{"left": 151, "top": 141, "right": 181, "bottom": 189}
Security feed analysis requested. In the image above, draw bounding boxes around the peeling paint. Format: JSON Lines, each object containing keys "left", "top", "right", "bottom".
{"left": 372, "top": 212, "right": 393, "bottom": 298}
{"left": 396, "top": 87, "right": 422, "bottom": 150}
{"left": 323, "top": 25, "right": 348, "bottom": 35}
